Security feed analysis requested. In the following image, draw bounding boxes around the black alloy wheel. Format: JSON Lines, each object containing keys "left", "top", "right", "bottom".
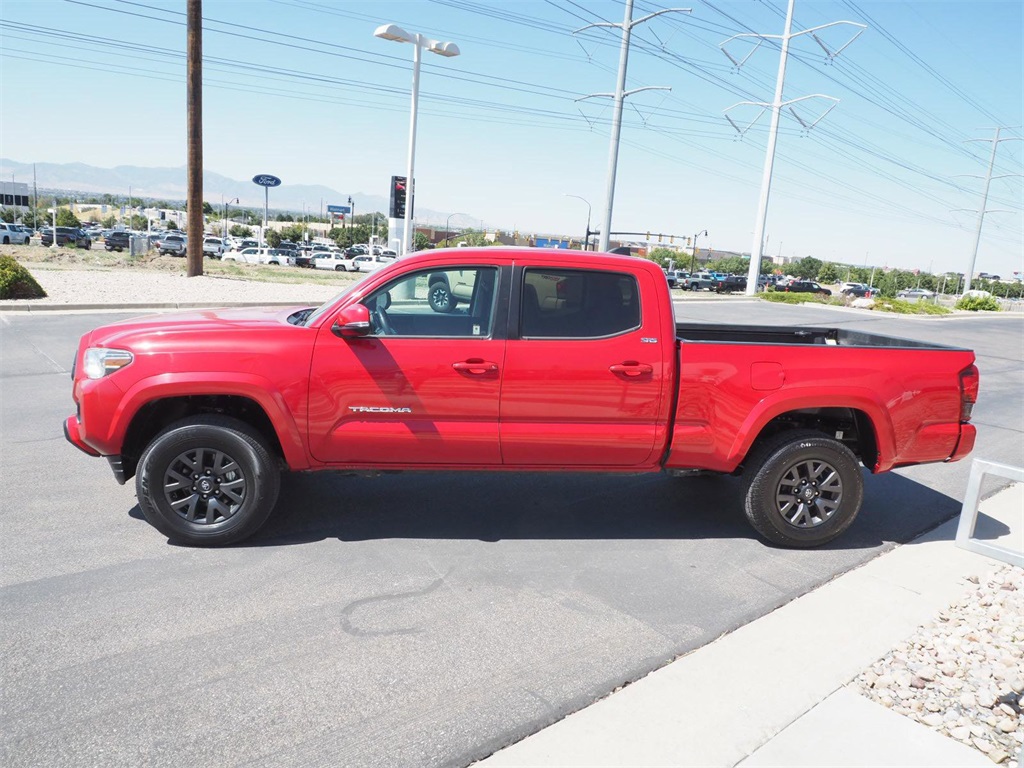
{"left": 136, "top": 415, "right": 280, "bottom": 546}
{"left": 742, "top": 429, "right": 863, "bottom": 548}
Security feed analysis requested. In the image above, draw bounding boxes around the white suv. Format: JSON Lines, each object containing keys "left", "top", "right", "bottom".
{"left": 0, "top": 223, "right": 31, "bottom": 245}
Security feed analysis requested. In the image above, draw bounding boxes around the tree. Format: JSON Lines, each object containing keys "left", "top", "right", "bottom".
{"left": 708, "top": 255, "right": 748, "bottom": 275}
{"left": 274, "top": 213, "right": 293, "bottom": 222}
{"left": 202, "top": 201, "right": 214, "bottom": 215}
{"left": 792, "top": 256, "right": 822, "bottom": 280}
{"left": 130, "top": 214, "right": 148, "bottom": 231}
{"left": 279, "top": 224, "right": 306, "bottom": 242}
{"left": 265, "top": 229, "right": 282, "bottom": 247}
{"left": 0, "top": 208, "right": 15, "bottom": 223}
{"left": 413, "top": 231, "right": 431, "bottom": 252}
{"left": 55, "top": 209, "right": 81, "bottom": 227}
{"left": 21, "top": 208, "right": 48, "bottom": 228}
{"left": 166, "top": 221, "right": 180, "bottom": 231}
{"left": 101, "top": 215, "right": 118, "bottom": 229}
{"left": 229, "top": 224, "right": 253, "bottom": 238}
{"left": 817, "top": 262, "right": 841, "bottom": 284}
{"left": 647, "top": 247, "right": 676, "bottom": 269}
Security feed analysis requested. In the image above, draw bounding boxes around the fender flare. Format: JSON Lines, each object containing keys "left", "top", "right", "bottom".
{"left": 109, "top": 372, "right": 309, "bottom": 469}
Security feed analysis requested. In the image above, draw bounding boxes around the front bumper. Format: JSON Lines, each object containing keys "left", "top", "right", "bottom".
{"left": 64, "top": 415, "right": 100, "bottom": 457}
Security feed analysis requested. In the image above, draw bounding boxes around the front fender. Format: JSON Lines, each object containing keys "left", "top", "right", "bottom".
{"left": 94, "top": 372, "right": 309, "bottom": 468}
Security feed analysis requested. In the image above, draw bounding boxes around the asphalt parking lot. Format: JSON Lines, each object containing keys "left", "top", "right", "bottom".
{"left": 1, "top": 302, "right": 1021, "bottom": 767}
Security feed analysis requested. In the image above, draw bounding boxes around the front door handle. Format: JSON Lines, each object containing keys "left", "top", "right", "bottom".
{"left": 452, "top": 359, "right": 499, "bottom": 374}
{"left": 609, "top": 362, "right": 653, "bottom": 377}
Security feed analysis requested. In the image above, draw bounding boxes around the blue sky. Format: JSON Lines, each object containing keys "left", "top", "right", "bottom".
{"left": 2, "top": 0, "right": 1022, "bottom": 276}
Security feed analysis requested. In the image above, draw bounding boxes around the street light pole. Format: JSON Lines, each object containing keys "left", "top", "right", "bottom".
{"left": 445, "top": 212, "right": 467, "bottom": 247}
{"left": 689, "top": 229, "right": 707, "bottom": 273}
{"left": 374, "top": 23, "right": 460, "bottom": 257}
{"left": 222, "top": 196, "right": 238, "bottom": 240}
{"left": 564, "top": 194, "right": 592, "bottom": 251}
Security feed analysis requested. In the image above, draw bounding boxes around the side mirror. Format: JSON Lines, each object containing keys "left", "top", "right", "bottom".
{"left": 331, "top": 303, "right": 372, "bottom": 338}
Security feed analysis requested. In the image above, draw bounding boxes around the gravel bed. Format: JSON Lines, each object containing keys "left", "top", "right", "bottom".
{"left": 851, "top": 563, "right": 1024, "bottom": 765}
{"left": 1, "top": 264, "right": 343, "bottom": 307}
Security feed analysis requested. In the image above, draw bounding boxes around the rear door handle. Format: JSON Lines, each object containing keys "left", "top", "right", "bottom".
{"left": 452, "top": 359, "right": 499, "bottom": 374}
{"left": 609, "top": 363, "right": 653, "bottom": 377}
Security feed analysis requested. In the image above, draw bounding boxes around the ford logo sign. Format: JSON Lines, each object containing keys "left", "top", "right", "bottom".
{"left": 252, "top": 174, "right": 282, "bottom": 187}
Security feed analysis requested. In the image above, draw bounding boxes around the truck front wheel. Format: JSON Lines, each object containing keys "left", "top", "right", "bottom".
{"left": 742, "top": 430, "right": 863, "bottom": 548}
{"left": 135, "top": 416, "right": 280, "bottom": 546}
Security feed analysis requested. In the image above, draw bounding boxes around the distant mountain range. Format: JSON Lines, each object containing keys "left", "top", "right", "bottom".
{"left": 0, "top": 159, "right": 478, "bottom": 228}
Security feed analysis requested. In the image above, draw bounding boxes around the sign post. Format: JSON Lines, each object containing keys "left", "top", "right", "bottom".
{"left": 252, "top": 174, "right": 281, "bottom": 247}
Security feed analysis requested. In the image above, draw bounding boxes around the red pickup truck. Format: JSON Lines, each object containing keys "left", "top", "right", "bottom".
{"left": 65, "top": 249, "right": 979, "bottom": 548}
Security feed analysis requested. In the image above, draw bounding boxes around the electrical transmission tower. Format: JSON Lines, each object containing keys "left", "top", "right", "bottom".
{"left": 575, "top": 1, "right": 692, "bottom": 253}
{"left": 719, "top": 0, "right": 865, "bottom": 295}
{"left": 954, "top": 128, "right": 1022, "bottom": 294}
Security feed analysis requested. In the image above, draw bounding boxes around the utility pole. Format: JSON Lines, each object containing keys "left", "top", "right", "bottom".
{"left": 575, "top": 2, "right": 691, "bottom": 253}
{"left": 33, "top": 164, "right": 38, "bottom": 227}
{"left": 720, "top": 0, "right": 865, "bottom": 295}
{"left": 186, "top": 0, "right": 204, "bottom": 277}
{"left": 958, "top": 128, "right": 1021, "bottom": 294}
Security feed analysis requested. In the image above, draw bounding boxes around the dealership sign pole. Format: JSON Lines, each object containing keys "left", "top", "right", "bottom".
{"left": 252, "top": 174, "right": 281, "bottom": 247}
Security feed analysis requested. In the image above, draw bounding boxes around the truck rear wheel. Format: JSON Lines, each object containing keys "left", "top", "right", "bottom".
{"left": 742, "top": 429, "right": 863, "bottom": 548}
{"left": 136, "top": 415, "right": 280, "bottom": 546}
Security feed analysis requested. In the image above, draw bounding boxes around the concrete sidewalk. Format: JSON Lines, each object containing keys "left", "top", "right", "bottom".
{"left": 476, "top": 483, "right": 1023, "bottom": 768}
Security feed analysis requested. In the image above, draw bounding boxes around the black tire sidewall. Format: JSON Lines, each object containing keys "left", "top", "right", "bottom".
{"left": 744, "top": 433, "right": 863, "bottom": 547}
{"left": 136, "top": 418, "right": 280, "bottom": 546}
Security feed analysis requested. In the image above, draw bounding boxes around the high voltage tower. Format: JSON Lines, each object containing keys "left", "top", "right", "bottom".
{"left": 719, "top": 0, "right": 865, "bottom": 296}
{"left": 953, "top": 128, "right": 1022, "bottom": 294}
{"left": 574, "top": 1, "right": 692, "bottom": 253}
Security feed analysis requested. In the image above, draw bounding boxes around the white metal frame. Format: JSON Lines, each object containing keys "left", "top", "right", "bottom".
{"left": 954, "top": 458, "right": 1024, "bottom": 567}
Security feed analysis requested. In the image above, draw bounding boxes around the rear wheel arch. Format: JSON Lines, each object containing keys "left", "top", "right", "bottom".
{"left": 739, "top": 406, "right": 880, "bottom": 473}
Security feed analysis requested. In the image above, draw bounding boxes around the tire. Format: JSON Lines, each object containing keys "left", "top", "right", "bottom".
{"left": 2, "top": 236, "right": 9, "bottom": 244}
{"left": 135, "top": 415, "right": 281, "bottom": 546}
{"left": 429, "top": 281, "right": 456, "bottom": 313}
{"left": 335, "top": 265, "right": 345, "bottom": 271}
{"left": 690, "top": 283, "right": 700, "bottom": 291}
{"left": 742, "top": 429, "right": 863, "bottom": 548}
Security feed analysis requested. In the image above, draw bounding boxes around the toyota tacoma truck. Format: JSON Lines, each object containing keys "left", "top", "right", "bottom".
{"left": 65, "top": 249, "right": 979, "bottom": 548}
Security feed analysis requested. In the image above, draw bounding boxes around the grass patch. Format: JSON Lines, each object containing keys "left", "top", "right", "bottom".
{"left": 760, "top": 291, "right": 834, "bottom": 305}
{"left": 869, "top": 298, "right": 951, "bottom": 315}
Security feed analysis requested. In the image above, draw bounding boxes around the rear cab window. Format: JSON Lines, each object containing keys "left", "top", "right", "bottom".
{"left": 518, "top": 268, "right": 640, "bottom": 339}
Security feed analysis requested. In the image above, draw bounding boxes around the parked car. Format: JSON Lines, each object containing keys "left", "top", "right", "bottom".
{"left": 40, "top": 227, "right": 92, "bottom": 249}
{"left": 841, "top": 284, "right": 874, "bottom": 298}
{"left": 158, "top": 234, "right": 187, "bottom": 256}
{"left": 314, "top": 251, "right": 359, "bottom": 271}
{"left": 714, "top": 275, "right": 747, "bottom": 293}
{"left": 202, "top": 237, "right": 225, "bottom": 258}
{"left": 783, "top": 281, "right": 832, "bottom": 296}
{"left": 897, "top": 288, "right": 936, "bottom": 300}
{"left": 379, "top": 249, "right": 399, "bottom": 261}
{"left": 0, "top": 222, "right": 31, "bottom": 244}
{"left": 64, "top": 248, "right": 979, "bottom": 548}
{"left": 105, "top": 231, "right": 131, "bottom": 252}
{"left": 266, "top": 248, "right": 297, "bottom": 266}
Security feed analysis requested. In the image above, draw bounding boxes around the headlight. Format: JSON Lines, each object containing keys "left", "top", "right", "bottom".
{"left": 83, "top": 348, "right": 134, "bottom": 379}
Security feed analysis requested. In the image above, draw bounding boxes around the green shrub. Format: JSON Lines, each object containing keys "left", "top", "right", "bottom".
{"left": 761, "top": 291, "right": 830, "bottom": 305}
{"left": 955, "top": 295, "right": 1000, "bottom": 312}
{"left": 0, "top": 255, "right": 47, "bottom": 299}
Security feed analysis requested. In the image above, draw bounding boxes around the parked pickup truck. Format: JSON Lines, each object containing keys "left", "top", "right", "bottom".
{"left": 65, "top": 249, "right": 979, "bottom": 548}
{"left": 685, "top": 271, "right": 723, "bottom": 291}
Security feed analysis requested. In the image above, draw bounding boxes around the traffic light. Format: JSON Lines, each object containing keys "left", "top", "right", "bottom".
{"left": 389, "top": 175, "right": 407, "bottom": 219}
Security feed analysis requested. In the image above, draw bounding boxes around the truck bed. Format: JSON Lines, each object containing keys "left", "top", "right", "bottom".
{"left": 675, "top": 323, "right": 967, "bottom": 350}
